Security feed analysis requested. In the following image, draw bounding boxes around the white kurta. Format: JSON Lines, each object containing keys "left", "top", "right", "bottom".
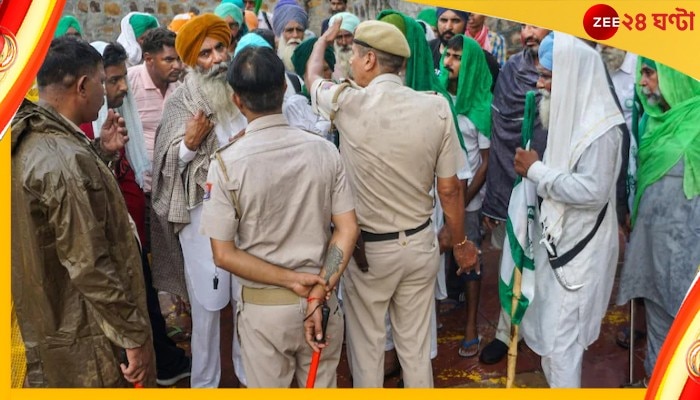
{"left": 521, "top": 126, "right": 621, "bottom": 357}
{"left": 517, "top": 33, "right": 625, "bottom": 388}
{"left": 178, "top": 113, "right": 248, "bottom": 387}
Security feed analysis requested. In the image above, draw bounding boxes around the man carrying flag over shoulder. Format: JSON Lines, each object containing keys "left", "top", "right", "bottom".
{"left": 513, "top": 32, "right": 624, "bottom": 388}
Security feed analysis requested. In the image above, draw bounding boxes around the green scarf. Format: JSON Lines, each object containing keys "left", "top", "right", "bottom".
{"left": 377, "top": 10, "right": 466, "bottom": 152}
{"left": 438, "top": 34, "right": 493, "bottom": 138}
{"left": 416, "top": 8, "right": 437, "bottom": 28}
{"left": 377, "top": 10, "right": 436, "bottom": 92}
{"left": 255, "top": 0, "right": 263, "bottom": 14}
{"left": 631, "top": 58, "right": 700, "bottom": 224}
{"left": 54, "top": 15, "right": 82, "bottom": 38}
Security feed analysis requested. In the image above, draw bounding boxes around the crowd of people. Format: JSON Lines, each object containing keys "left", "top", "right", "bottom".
{"left": 10, "top": 0, "right": 700, "bottom": 390}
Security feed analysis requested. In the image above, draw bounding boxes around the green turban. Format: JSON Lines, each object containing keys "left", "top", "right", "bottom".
{"left": 221, "top": 0, "right": 245, "bottom": 8}
{"left": 380, "top": 13, "right": 406, "bottom": 36}
{"left": 292, "top": 37, "right": 335, "bottom": 78}
{"left": 215, "top": 3, "right": 249, "bottom": 37}
{"left": 216, "top": 3, "right": 244, "bottom": 25}
{"left": 54, "top": 15, "right": 82, "bottom": 38}
{"left": 130, "top": 13, "right": 159, "bottom": 38}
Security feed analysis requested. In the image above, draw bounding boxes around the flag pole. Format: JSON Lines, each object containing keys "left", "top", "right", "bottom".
{"left": 506, "top": 267, "right": 522, "bottom": 388}
{"left": 503, "top": 90, "right": 536, "bottom": 389}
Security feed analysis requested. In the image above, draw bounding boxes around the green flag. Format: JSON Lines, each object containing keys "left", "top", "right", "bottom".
{"left": 498, "top": 90, "right": 537, "bottom": 325}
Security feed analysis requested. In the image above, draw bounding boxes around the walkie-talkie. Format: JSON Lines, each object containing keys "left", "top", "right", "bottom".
{"left": 316, "top": 303, "right": 331, "bottom": 343}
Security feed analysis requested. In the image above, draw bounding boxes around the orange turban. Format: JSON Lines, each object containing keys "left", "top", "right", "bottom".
{"left": 244, "top": 10, "right": 259, "bottom": 30}
{"left": 168, "top": 12, "right": 195, "bottom": 33}
{"left": 175, "top": 13, "right": 231, "bottom": 67}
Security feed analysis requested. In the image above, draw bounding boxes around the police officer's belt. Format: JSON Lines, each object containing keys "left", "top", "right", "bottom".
{"left": 360, "top": 219, "right": 431, "bottom": 242}
{"left": 241, "top": 287, "right": 300, "bottom": 305}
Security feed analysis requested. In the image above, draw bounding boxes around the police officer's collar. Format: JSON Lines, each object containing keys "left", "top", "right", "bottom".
{"left": 367, "top": 73, "right": 403, "bottom": 87}
{"left": 244, "top": 113, "right": 289, "bottom": 135}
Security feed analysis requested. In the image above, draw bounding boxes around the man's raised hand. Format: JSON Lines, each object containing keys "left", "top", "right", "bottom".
{"left": 322, "top": 16, "right": 343, "bottom": 45}
{"left": 99, "top": 109, "right": 128, "bottom": 153}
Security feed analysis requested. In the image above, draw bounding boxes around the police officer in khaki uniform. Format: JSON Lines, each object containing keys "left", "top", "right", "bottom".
{"left": 306, "top": 19, "right": 479, "bottom": 388}
{"left": 199, "top": 46, "right": 358, "bottom": 388}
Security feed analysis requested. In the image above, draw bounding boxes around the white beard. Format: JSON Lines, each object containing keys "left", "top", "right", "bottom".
{"left": 190, "top": 64, "right": 240, "bottom": 121}
{"left": 278, "top": 37, "right": 301, "bottom": 72}
{"left": 641, "top": 86, "right": 663, "bottom": 106}
{"left": 334, "top": 44, "right": 353, "bottom": 79}
{"left": 539, "top": 89, "right": 551, "bottom": 129}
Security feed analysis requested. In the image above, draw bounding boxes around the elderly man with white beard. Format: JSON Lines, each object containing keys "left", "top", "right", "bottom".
{"left": 150, "top": 14, "right": 247, "bottom": 388}
{"left": 513, "top": 32, "right": 624, "bottom": 388}
{"left": 328, "top": 11, "right": 360, "bottom": 80}
{"left": 272, "top": 1, "right": 309, "bottom": 72}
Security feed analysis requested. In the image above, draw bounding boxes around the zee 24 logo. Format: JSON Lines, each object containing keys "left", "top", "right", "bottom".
{"left": 583, "top": 3, "right": 695, "bottom": 40}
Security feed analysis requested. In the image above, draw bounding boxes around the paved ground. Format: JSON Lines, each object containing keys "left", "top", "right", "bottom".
{"left": 169, "top": 231, "right": 646, "bottom": 388}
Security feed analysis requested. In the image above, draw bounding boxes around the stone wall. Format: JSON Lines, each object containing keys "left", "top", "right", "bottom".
{"left": 61, "top": 0, "right": 521, "bottom": 55}
{"left": 61, "top": 0, "right": 375, "bottom": 42}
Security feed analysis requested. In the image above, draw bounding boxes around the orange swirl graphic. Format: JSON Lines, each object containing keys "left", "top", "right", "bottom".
{"left": 0, "top": 27, "right": 17, "bottom": 72}
{"left": 688, "top": 340, "right": 700, "bottom": 383}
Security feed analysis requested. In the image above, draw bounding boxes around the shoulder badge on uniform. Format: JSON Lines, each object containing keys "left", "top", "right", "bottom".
{"left": 203, "top": 182, "right": 213, "bottom": 201}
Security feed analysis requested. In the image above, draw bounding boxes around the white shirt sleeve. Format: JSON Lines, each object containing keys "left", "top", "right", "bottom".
{"left": 178, "top": 141, "right": 197, "bottom": 174}
{"left": 456, "top": 150, "right": 473, "bottom": 181}
{"left": 527, "top": 128, "right": 619, "bottom": 208}
{"left": 283, "top": 94, "right": 328, "bottom": 137}
{"left": 456, "top": 115, "right": 476, "bottom": 181}
{"left": 478, "top": 132, "right": 491, "bottom": 149}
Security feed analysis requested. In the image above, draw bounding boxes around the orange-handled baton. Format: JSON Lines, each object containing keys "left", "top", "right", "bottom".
{"left": 306, "top": 303, "right": 330, "bottom": 388}
{"left": 121, "top": 349, "right": 145, "bottom": 388}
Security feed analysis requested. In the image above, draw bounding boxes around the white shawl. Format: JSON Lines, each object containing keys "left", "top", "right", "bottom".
{"left": 116, "top": 12, "right": 159, "bottom": 67}
{"left": 539, "top": 33, "right": 625, "bottom": 245}
{"left": 91, "top": 41, "right": 151, "bottom": 188}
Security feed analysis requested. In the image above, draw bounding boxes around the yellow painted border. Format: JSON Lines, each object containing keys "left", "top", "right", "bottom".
{"left": 409, "top": 0, "right": 700, "bottom": 79}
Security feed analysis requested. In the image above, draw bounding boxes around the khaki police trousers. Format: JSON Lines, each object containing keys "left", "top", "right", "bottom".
{"left": 237, "top": 292, "right": 343, "bottom": 388}
{"left": 343, "top": 225, "right": 439, "bottom": 387}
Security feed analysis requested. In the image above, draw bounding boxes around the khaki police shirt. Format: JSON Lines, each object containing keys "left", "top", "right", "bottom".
{"left": 311, "top": 74, "right": 462, "bottom": 233}
{"left": 199, "top": 114, "right": 355, "bottom": 289}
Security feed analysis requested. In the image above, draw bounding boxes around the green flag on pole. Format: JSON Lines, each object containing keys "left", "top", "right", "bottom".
{"left": 498, "top": 90, "right": 538, "bottom": 325}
